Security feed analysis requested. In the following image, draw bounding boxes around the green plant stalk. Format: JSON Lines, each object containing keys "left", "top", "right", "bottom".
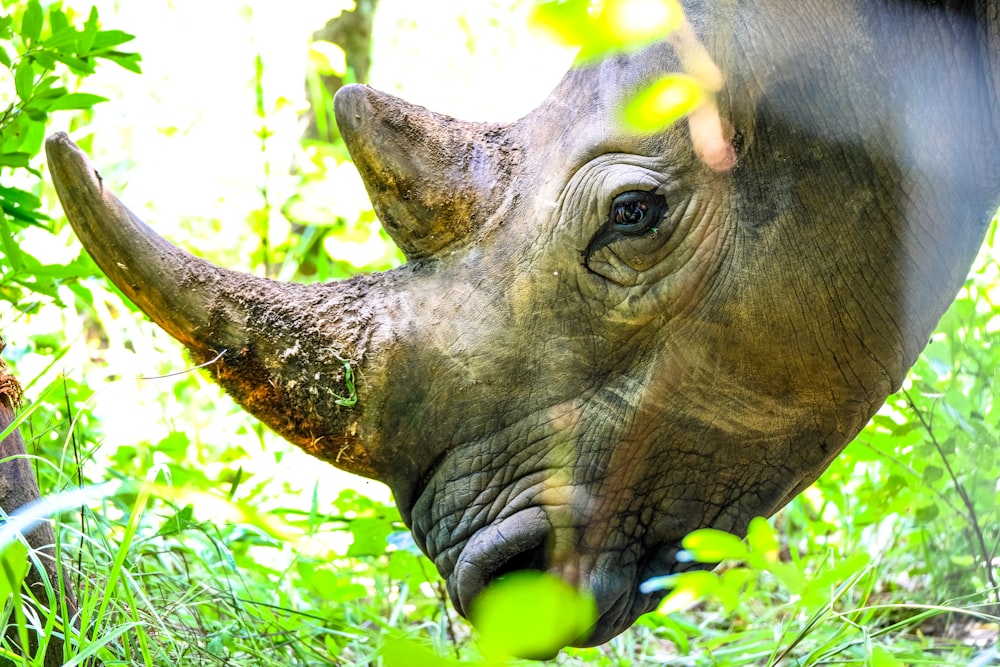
{"left": 769, "top": 562, "right": 875, "bottom": 666}
{"left": 904, "top": 390, "right": 1000, "bottom": 605}
{"left": 88, "top": 479, "right": 153, "bottom": 647}
{"left": 117, "top": 565, "right": 154, "bottom": 665}
{"left": 798, "top": 568, "right": 878, "bottom": 666}
{"left": 253, "top": 51, "right": 273, "bottom": 277}
{"left": 63, "top": 623, "right": 142, "bottom": 667}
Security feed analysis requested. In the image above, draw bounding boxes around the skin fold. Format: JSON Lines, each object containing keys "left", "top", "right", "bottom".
{"left": 41, "top": 0, "right": 1000, "bottom": 652}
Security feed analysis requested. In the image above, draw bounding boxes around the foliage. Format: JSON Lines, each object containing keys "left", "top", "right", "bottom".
{"left": 531, "top": 0, "right": 684, "bottom": 62}
{"left": 0, "top": 0, "right": 138, "bottom": 314}
{"left": 531, "top": 0, "right": 707, "bottom": 131}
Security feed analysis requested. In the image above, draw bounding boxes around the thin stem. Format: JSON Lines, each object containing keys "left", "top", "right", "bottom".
{"left": 904, "top": 390, "right": 1000, "bottom": 606}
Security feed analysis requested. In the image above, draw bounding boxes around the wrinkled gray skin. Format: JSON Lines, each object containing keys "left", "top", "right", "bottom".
{"left": 43, "top": 0, "right": 1000, "bottom": 652}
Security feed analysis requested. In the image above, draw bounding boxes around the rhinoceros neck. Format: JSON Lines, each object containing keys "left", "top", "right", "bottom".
{"left": 718, "top": 0, "right": 1000, "bottom": 385}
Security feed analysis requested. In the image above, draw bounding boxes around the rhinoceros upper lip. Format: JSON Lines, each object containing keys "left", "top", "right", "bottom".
{"left": 448, "top": 509, "right": 688, "bottom": 648}
{"left": 448, "top": 506, "right": 551, "bottom": 618}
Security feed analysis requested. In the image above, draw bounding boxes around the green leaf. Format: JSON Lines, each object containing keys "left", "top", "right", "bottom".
{"left": 915, "top": 502, "right": 940, "bottom": 522}
{"left": 0, "top": 540, "right": 28, "bottom": 600}
{"left": 51, "top": 50, "right": 94, "bottom": 75}
{"left": 622, "top": 73, "right": 705, "bottom": 133}
{"left": 745, "top": 516, "right": 780, "bottom": 560}
{"left": 681, "top": 527, "right": 749, "bottom": 562}
{"left": 49, "top": 7, "right": 69, "bottom": 35}
{"left": 0, "top": 212, "right": 24, "bottom": 271}
{"left": 870, "top": 645, "right": 904, "bottom": 667}
{"left": 0, "top": 15, "right": 13, "bottom": 40}
{"left": 14, "top": 60, "right": 34, "bottom": 101}
{"left": 309, "top": 41, "right": 347, "bottom": 77}
{"left": 155, "top": 504, "right": 196, "bottom": 537}
{"left": 0, "top": 46, "right": 10, "bottom": 70}
{"left": 0, "top": 152, "right": 31, "bottom": 169}
{"left": 1, "top": 196, "right": 49, "bottom": 225}
{"left": 657, "top": 570, "right": 719, "bottom": 613}
{"left": 101, "top": 51, "right": 142, "bottom": 73}
{"left": 531, "top": 0, "right": 684, "bottom": 62}
{"left": 28, "top": 49, "right": 55, "bottom": 70}
{"left": 471, "top": 570, "right": 597, "bottom": 659}
{"left": 346, "top": 517, "right": 391, "bottom": 556}
{"left": 529, "top": 0, "right": 591, "bottom": 48}
{"left": 45, "top": 26, "right": 82, "bottom": 51}
{"left": 42, "top": 92, "right": 107, "bottom": 111}
{"left": 19, "top": 0, "right": 43, "bottom": 45}
{"left": 0, "top": 186, "right": 40, "bottom": 209}
{"left": 90, "top": 29, "right": 136, "bottom": 51}
{"left": 922, "top": 464, "right": 944, "bottom": 484}
{"left": 381, "top": 637, "right": 463, "bottom": 667}
{"left": 77, "top": 6, "right": 99, "bottom": 55}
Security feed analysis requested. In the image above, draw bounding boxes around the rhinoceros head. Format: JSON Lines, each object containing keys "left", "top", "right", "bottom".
{"left": 47, "top": 0, "right": 999, "bottom": 650}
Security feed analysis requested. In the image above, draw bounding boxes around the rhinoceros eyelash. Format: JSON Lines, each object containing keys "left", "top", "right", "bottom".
{"left": 581, "top": 190, "right": 669, "bottom": 274}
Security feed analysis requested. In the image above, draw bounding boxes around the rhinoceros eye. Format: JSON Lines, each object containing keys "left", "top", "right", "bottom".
{"left": 583, "top": 190, "right": 668, "bottom": 273}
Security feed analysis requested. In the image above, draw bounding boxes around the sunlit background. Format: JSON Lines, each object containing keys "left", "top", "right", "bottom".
{"left": 8, "top": 0, "right": 574, "bottom": 525}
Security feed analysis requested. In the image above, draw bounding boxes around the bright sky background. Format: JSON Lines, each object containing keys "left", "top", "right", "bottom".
{"left": 48, "top": 0, "right": 573, "bottom": 250}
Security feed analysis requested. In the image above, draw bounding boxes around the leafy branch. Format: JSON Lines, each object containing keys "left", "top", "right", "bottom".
{"left": 0, "top": 1, "right": 140, "bottom": 312}
{"left": 904, "top": 389, "right": 1000, "bottom": 606}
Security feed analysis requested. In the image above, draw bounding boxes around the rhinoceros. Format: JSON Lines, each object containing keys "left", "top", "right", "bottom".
{"left": 40, "top": 0, "right": 999, "bottom": 651}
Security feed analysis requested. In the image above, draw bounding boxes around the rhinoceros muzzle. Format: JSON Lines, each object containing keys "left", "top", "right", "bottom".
{"left": 447, "top": 506, "right": 667, "bottom": 647}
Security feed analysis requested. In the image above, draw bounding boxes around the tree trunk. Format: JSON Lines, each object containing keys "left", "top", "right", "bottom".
{"left": 303, "top": 0, "right": 379, "bottom": 142}
{"left": 0, "top": 338, "right": 79, "bottom": 667}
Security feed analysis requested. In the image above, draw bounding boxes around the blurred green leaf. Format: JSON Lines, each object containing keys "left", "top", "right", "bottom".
{"left": 346, "top": 516, "right": 391, "bottom": 556}
{"left": 45, "top": 26, "right": 80, "bottom": 51}
{"left": 0, "top": 540, "right": 28, "bottom": 600}
{"left": 532, "top": 0, "right": 684, "bottom": 62}
{"left": 14, "top": 59, "right": 34, "bottom": 99}
{"left": 41, "top": 91, "right": 107, "bottom": 111}
{"left": 309, "top": 40, "right": 346, "bottom": 77}
{"left": 658, "top": 570, "right": 719, "bottom": 613}
{"left": 90, "top": 29, "right": 136, "bottom": 52}
{"left": 154, "top": 504, "right": 196, "bottom": 537}
{"left": 77, "top": 6, "right": 99, "bottom": 54}
{"left": 101, "top": 50, "right": 142, "bottom": 73}
{"left": 681, "top": 527, "right": 749, "bottom": 562}
{"left": 622, "top": 73, "right": 704, "bottom": 132}
{"left": 19, "top": 0, "right": 42, "bottom": 45}
{"left": 381, "top": 636, "right": 466, "bottom": 667}
{"left": 48, "top": 7, "right": 68, "bottom": 35}
{"left": 471, "top": 570, "right": 597, "bottom": 659}
{"left": 870, "top": 645, "right": 904, "bottom": 667}
{"left": 0, "top": 212, "right": 24, "bottom": 271}
{"left": 0, "top": 152, "right": 30, "bottom": 168}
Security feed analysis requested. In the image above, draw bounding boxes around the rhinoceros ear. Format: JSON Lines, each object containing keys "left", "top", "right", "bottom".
{"left": 334, "top": 84, "right": 519, "bottom": 259}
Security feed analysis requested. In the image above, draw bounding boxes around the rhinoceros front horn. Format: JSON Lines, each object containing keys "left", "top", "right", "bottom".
{"left": 45, "top": 132, "right": 401, "bottom": 480}
{"left": 334, "top": 84, "right": 520, "bottom": 259}
{"left": 45, "top": 133, "right": 249, "bottom": 356}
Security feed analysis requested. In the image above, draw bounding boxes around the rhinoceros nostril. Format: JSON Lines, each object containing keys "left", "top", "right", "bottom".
{"left": 487, "top": 540, "right": 549, "bottom": 582}
{"left": 450, "top": 507, "right": 551, "bottom": 618}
